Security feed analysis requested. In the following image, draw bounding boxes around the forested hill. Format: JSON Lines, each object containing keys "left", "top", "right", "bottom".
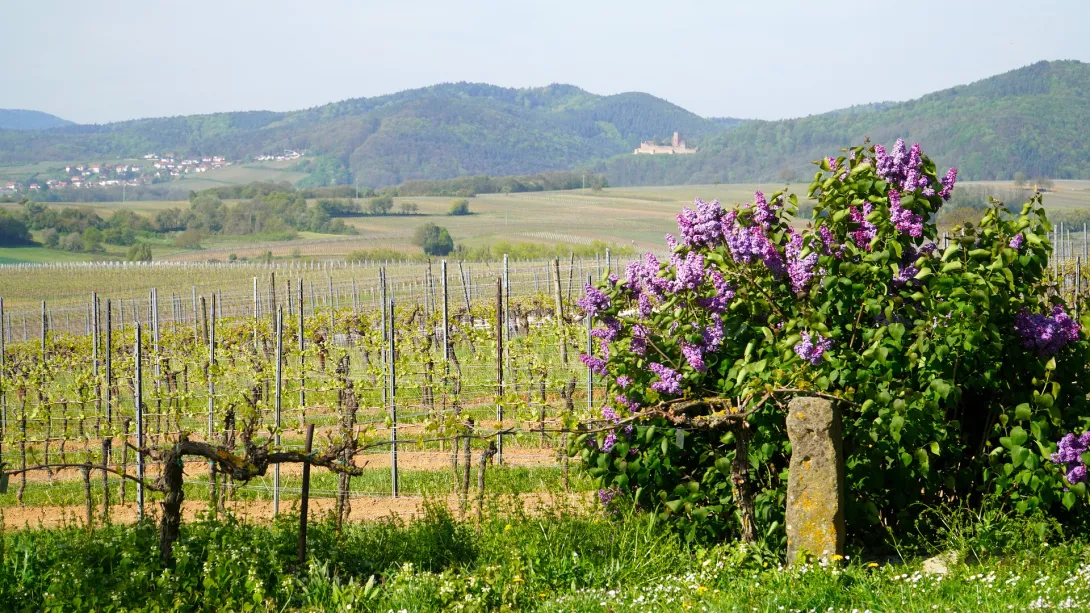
{"left": 0, "top": 83, "right": 733, "bottom": 187}
{"left": 595, "top": 60, "right": 1090, "bottom": 185}
{"left": 0, "top": 109, "right": 74, "bottom": 130}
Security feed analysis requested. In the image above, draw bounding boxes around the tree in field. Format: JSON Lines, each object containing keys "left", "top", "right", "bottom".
{"left": 367, "top": 195, "right": 394, "bottom": 215}
{"left": 126, "top": 242, "right": 152, "bottom": 262}
{"left": 448, "top": 199, "right": 470, "bottom": 216}
{"left": 0, "top": 211, "right": 32, "bottom": 246}
{"left": 413, "top": 222, "right": 454, "bottom": 256}
{"left": 174, "top": 228, "right": 202, "bottom": 249}
{"left": 399, "top": 201, "right": 419, "bottom": 215}
{"left": 1013, "top": 171, "right": 1027, "bottom": 187}
{"left": 577, "top": 140, "right": 1090, "bottom": 544}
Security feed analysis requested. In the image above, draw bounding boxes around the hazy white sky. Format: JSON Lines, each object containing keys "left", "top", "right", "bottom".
{"left": 4, "top": 0, "right": 1089, "bottom": 124}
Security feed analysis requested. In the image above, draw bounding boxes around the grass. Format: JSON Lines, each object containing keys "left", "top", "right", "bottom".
{"left": 2, "top": 501, "right": 1089, "bottom": 611}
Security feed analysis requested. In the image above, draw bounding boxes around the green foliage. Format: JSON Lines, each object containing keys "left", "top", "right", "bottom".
{"left": 126, "top": 242, "right": 152, "bottom": 262}
{"left": 448, "top": 199, "right": 470, "bottom": 216}
{"left": 596, "top": 60, "right": 1090, "bottom": 185}
{"left": 0, "top": 83, "right": 726, "bottom": 187}
{"left": 578, "top": 142, "right": 1090, "bottom": 547}
{"left": 173, "top": 228, "right": 202, "bottom": 249}
{"left": 0, "top": 211, "right": 32, "bottom": 246}
{"left": 397, "top": 171, "right": 608, "bottom": 197}
{"left": 5, "top": 508, "right": 1090, "bottom": 611}
{"left": 316, "top": 198, "right": 362, "bottom": 217}
{"left": 294, "top": 154, "right": 353, "bottom": 188}
{"left": 414, "top": 223, "right": 454, "bottom": 256}
{"left": 367, "top": 195, "right": 394, "bottom": 215}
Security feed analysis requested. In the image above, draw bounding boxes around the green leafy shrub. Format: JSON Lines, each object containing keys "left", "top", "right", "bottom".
{"left": 576, "top": 140, "right": 1090, "bottom": 546}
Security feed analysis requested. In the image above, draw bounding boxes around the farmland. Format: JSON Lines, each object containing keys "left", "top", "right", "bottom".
{"left": 3, "top": 180, "right": 1090, "bottom": 266}
{"left": 4, "top": 177, "right": 1090, "bottom": 612}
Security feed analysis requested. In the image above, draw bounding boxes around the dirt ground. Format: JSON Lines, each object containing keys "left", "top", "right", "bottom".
{"left": 8, "top": 448, "right": 560, "bottom": 484}
{"left": 1, "top": 491, "right": 593, "bottom": 530}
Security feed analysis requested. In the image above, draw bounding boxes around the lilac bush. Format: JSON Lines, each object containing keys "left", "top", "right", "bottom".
{"left": 574, "top": 139, "right": 1089, "bottom": 542}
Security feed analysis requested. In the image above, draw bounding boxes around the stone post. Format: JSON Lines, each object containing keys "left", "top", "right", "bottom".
{"left": 785, "top": 396, "right": 845, "bottom": 564}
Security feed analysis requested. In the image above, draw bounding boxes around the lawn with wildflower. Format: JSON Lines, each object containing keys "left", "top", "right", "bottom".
{"left": 5, "top": 502, "right": 1090, "bottom": 612}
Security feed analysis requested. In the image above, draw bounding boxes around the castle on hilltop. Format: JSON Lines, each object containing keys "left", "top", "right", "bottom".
{"left": 633, "top": 132, "right": 696, "bottom": 155}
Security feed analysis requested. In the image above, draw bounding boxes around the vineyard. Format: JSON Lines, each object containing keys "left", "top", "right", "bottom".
{"left": 0, "top": 254, "right": 635, "bottom": 531}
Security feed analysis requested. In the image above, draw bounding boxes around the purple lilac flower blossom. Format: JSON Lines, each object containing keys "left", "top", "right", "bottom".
{"left": 849, "top": 203, "right": 877, "bottom": 249}
{"left": 785, "top": 231, "right": 820, "bottom": 293}
{"left": 751, "top": 191, "right": 780, "bottom": 227}
{"left": 637, "top": 293, "right": 653, "bottom": 318}
{"left": 700, "top": 270, "right": 735, "bottom": 313}
{"left": 601, "top": 431, "right": 618, "bottom": 453}
{"left": 681, "top": 342, "right": 707, "bottom": 372}
{"left": 1050, "top": 432, "right": 1090, "bottom": 484}
{"left": 1014, "top": 305, "right": 1081, "bottom": 356}
{"left": 616, "top": 375, "right": 633, "bottom": 388}
{"left": 598, "top": 487, "right": 621, "bottom": 507}
{"left": 1009, "top": 234, "right": 1024, "bottom": 250}
{"left": 793, "top": 331, "right": 833, "bottom": 365}
{"left": 940, "top": 168, "right": 958, "bottom": 200}
{"left": 601, "top": 406, "right": 620, "bottom": 423}
{"left": 702, "top": 321, "right": 725, "bottom": 351}
{"left": 889, "top": 190, "right": 924, "bottom": 238}
{"left": 581, "top": 353, "right": 608, "bottom": 376}
{"left": 672, "top": 251, "right": 705, "bottom": 291}
{"left": 892, "top": 266, "right": 920, "bottom": 287}
{"left": 665, "top": 233, "right": 678, "bottom": 251}
{"left": 649, "top": 362, "right": 682, "bottom": 395}
{"left": 590, "top": 317, "right": 622, "bottom": 341}
{"left": 608, "top": 273, "right": 619, "bottom": 286}
{"left": 577, "top": 284, "right": 610, "bottom": 317}
{"left": 629, "top": 325, "right": 649, "bottom": 357}
{"left": 676, "top": 198, "right": 727, "bottom": 248}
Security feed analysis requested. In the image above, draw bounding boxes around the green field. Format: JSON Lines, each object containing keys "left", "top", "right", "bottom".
{"left": 3, "top": 181, "right": 1089, "bottom": 265}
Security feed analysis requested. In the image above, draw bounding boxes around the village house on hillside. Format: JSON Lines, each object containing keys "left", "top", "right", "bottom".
{"left": 633, "top": 132, "right": 697, "bottom": 155}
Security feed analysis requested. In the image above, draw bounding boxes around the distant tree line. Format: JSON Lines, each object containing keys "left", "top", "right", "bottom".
{"left": 394, "top": 171, "right": 608, "bottom": 197}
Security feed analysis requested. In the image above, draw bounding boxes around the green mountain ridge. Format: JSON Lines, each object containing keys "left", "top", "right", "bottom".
{"left": 2, "top": 61, "right": 1088, "bottom": 188}
{"left": 0, "top": 109, "right": 74, "bottom": 130}
{"left": 0, "top": 83, "right": 729, "bottom": 187}
{"left": 594, "top": 60, "right": 1090, "bottom": 185}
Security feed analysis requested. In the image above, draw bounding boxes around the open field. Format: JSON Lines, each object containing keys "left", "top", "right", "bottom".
{"left": 2, "top": 180, "right": 1090, "bottom": 265}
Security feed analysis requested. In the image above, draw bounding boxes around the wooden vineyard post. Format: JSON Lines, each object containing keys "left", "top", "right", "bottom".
{"left": 253, "top": 277, "right": 259, "bottom": 352}
{"left": 208, "top": 293, "right": 217, "bottom": 515}
{"left": 82, "top": 463, "right": 93, "bottom": 531}
{"left": 461, "top": 420, "right": 472, "bottom": 514}
{"left": 92, "top": 293, "right": 99, "bottom": 417}
{"left": 151, "top": 289, "right": 161, "bottom": 437}
{"left": 495, "top": 277, "right": 504, "bottom": 465}
{"left": 274, "top": 308, "right": 283, "bottom": 516}
{"left": 553, "top": 258, "right": 567, "bottom": 364}
{"left": 389, "top": 297, "right": 398, "bottom": 498}
{"left": 41, "top": 300, "right": 47, "bottom": 361}
{"left": 476, "top": 446, "right": 489, "bottom": 522}
{"left": 298, "top": 279, "right": 306, "bottom": 430}
{"left": 135, "top": 322, "right": 144, "bottom": 521}
{"left": 441, "top": 261, "right": 449, "bottom": 453}
{"left": 567, "top": 252, "right": 575, "bottom": 301}
{"left": 458, "top": 261, "right": 472, "bottom": 313}
{"left": 297, "top": 423, "right": 315, "bottom": 564}
{"left": 191, "top": 287, "right": 198, "bottom": 343}
{"left": 101, "top": 437, "right": 110, "bottom": 522}
{"left": 105, "top": 300, "right": 113, "bottom": 426}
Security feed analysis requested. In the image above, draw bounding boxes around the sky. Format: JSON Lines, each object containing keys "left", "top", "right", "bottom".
{"left": 3, "top": 0, "right": 1090, "bottom": 125}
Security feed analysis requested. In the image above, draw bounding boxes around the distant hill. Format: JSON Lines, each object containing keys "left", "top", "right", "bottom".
{"left": 0, "top": 83, "right": 733, "bottom": 187}
{"left": 0, "top": 109, "right": 74, "bottom": 130}
{"left": 595, "top": 60, "right": 1090, "bottom": 184}
{"left": 3, "top": 61, "right": 1088, "bottom": 188}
